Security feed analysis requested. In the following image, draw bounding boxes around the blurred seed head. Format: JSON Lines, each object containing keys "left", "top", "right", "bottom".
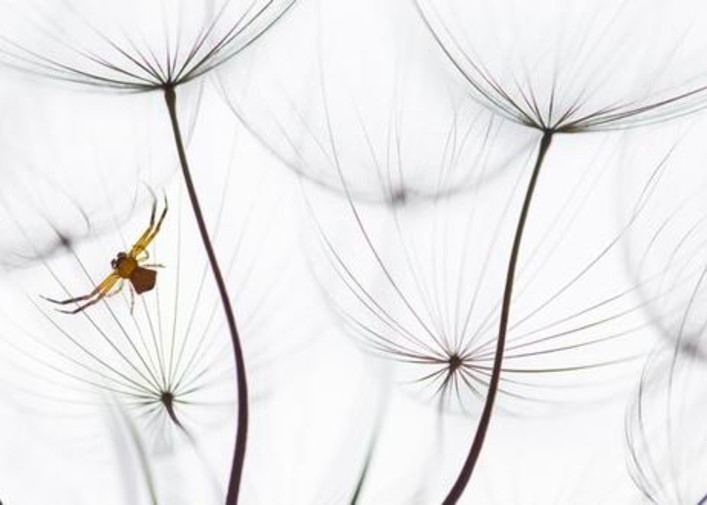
{"left": 626, "top": 340, "right": 707, "bottom": 503}
{"left": 217, "top": 0, "right": 536, "bottom": 202}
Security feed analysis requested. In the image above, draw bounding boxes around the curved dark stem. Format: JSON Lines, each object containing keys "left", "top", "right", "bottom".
{"left": 121, "top": 409, "right": 159, "bottom": 505}
{"left": 350, "top": 422, "right": 380, "bottom": 505}
{"left": 164, "top": 86, "right": 248, "bottom": 505}
{"left": 443, "top": 130, "right": 554, "bottom": 504}
{"left": 160, "top": 390, "right": 190, "bottom": 435}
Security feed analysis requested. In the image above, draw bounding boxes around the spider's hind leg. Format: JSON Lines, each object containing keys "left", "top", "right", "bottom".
{"left": 129, "top": 282, "right": 136, "bottom": 315}
{"left": 105, "top": 279, "right": 124, "bottom": 298}
{"left": 55, "top": 275, "right": 122, "bottom": 315}
{"left": 43, "top": 273, "right": 120, "bottom": 307}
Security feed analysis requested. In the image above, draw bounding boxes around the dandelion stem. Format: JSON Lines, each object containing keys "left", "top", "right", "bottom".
{"left": 164, "top": 86, "right": 248, "bottom": 505}
{"left": 123, "top": 410, "right": 160, "bottom": 505}
{"left": 443, "top": 130, "right": 553, "bottom": 504}
{"left": 350, "top": 422, "right": 380, "bottom": 505}
{"left": 160, "top": 391, "right": 189, "bottom": 434}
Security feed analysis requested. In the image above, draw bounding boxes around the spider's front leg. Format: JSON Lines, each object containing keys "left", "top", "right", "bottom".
{"left": 130, "top": 198, "right": 159, "bottom": 257}
{"left": 43, "top": 273, "right": 121, "bottom": 314}
{"left": 130, "top": 197, "right": 168, "bottom": 258}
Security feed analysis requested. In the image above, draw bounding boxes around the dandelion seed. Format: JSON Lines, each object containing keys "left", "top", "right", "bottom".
{"left": 303, "top": 97, "right": 675, "bottom": 501}
{"left": 0, "top": 0, "right": 296, "bottom": 93}
{"left": 402, "top": 2, "right": 707, "bottom": 498}
{"left": 0, "top": 2, "right": 298, "bottom": 499}
{"left": 616, "top": 116, "right": 707, "bottom": 502}
{"left": 308, "top": 116, "right": 662, "bottom": 414}
{"left": 617, "top": 119, "right": 707, "bottom": 354}
{"left": 416, "top": 0, "right": 707, "bottom": 132}
{"left": 0, "top": 113, "right": 312, "bottom": 502}
{"left": 626, "top": 341, "right": 707, "bottom": 503}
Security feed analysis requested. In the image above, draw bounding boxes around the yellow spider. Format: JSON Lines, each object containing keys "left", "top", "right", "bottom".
{"left": 45, "top": 198, "right": 168, "bottom": 314}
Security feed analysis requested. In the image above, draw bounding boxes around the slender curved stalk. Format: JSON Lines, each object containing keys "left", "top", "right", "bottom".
{"left": 164, "top": 86, "right": 248, "bottom": 505}
{"left": 443, "top": 130, "right": 554, "bottom": 504}
{"left": 123, "top": 410, "right": 160, "bottom": 505}
{"left": 350, "top": 432, "right": 377, "bottom": 505}
{"left": 161, "top": 391, "right": 189, "bottom": 434}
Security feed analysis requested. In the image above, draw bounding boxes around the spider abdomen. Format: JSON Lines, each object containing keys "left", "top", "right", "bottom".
{"left": 130, "top": 267, "right": 157, "bottom": 294}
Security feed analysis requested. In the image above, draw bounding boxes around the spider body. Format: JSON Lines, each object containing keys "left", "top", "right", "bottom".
{"left": 111, "top": 252, "right": 137, "bottom": 277}
{"left": 44, "top": 198, "right": 168, "bottom": 314}
{"left": 112, "top": 252, "right": 157, "bottom": 294}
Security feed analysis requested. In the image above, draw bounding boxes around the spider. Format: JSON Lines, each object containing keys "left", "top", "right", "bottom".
{"left": 44, "top": 198, "right": 168, "bottom": 314}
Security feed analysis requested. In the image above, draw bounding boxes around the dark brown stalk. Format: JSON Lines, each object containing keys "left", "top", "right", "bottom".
{"left": 443, "top": 130, "right": 554, "bottom": 504}
{"left": 349, "top": 436, "right": 376, "bottom": 505}
{"left": 160, "top": 391, "right": 188, "bottom": 433}
{"left": 164, "top": 86, "right": 248, "bottom": 505}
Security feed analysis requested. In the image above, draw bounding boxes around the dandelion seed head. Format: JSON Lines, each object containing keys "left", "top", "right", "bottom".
{"left": 389, "top": 188, "right": 409, "bottom": 207}
{"left": 0, "top": 0, "right": 297, "bottom": 92}
{"left": 626, "top": 339, "right": 707, "bottom": 503}
{"left": 218, "top": 0, "right": 537, "bottom": 202}
{"left": 619, "top": 118, "right": 707, "bottom": 350}
{"left": 0, "top": 100, "right": 315, "bottom": 460}
{"left": 307, "top": 134, "right": 654, "bottom": 414}
{"left": 416, "top": 0, "right": 707, "bottom": 131}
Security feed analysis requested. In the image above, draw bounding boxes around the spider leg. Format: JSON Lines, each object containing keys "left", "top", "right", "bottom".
{"left": 148, "top": 197, "right": 157, "bottom": 228}
{"left": 130, "top": 223, "right": 155, "bottom": 259}
{"left": 143, "top": 198, "right": 168, "bottom": 250}
{"left": 128, "top": 197, "right": 158, "bottom": 257}
{"left": 130, "top": 197, "right": 168, "bottom": 258}
{"left": 152, "top": 197, "right": 168, "bottom": 237}
{"left": 58, "top": 295, "right": 105, "bottom": 315}
{"left": 105, "top": 279, "right": 125, "bottom": 298}
{"left": 54, "top": 275, "right": 121, "bottom": 314}
{"left": 141, "top": 263, "right": 165, "bottom": 268}
{"left": 129, "top": 282, "right": 136, "bottom": 315}
{"left": 43, "top": 273, "right": 120, "bottom": 306}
